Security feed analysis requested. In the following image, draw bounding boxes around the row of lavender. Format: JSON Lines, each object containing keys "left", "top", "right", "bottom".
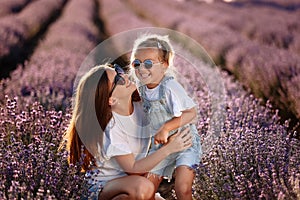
{"left": 0, "top": 0, "right": 67, "bottom": 61}
{"left": 173, "top": 0, "right": 300, "bottom": 54}
{"left": 227, "top": 0, "right": 300, "bottom": 10}
{"left": 98, "top": 0, "right": 300, "bottom": 199}
{"left": 0, "top": 0, "right": 100, "bottom": 110}
{"left": 125, "top": 0, "right": 300, "bottom": 125}
{"left": 0, "top": 0, "right": 32, "bottom": 17}
{"left": 0, "top": 0, "right": 102, "bottom": 198}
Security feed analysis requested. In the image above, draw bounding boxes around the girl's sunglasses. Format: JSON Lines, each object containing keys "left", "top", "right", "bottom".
{"left": 109, "top": 64, "right": 126, "bottom": 96}
{"left": 132, "top": 59, "right": 163, "bottom": 69}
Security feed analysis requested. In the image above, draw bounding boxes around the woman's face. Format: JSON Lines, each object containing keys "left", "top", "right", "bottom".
{"left": 106, "top": 68, "right": 136, "bottom": 99}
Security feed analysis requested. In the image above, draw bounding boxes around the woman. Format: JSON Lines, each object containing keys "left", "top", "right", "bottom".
{"left": 62, "top": 64, "right": 192, "bottom": 200}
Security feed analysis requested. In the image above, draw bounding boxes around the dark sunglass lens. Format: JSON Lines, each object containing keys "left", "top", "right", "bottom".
{"left": 114, "top": 64, "right": 124, "bottom": 74}
{"left": 132, "top": 60, "right": 141, "bottom": 68}
{"left": 144, "top": 60, "right": 153, "bottom": 69}
{"left": 115, "top": 75, "right": 126, "bottom": 85}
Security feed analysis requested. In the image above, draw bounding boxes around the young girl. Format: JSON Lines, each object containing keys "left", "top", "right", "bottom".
{"left": 130, "top": 34, "right": 202, "bottom": 200}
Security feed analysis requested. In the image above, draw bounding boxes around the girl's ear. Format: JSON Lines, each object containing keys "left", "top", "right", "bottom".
{"left": 109, "top": 97, "right": 118, "bottom": 106}
{"left": 162, "top": 62, "right": 168, "bottom": 72}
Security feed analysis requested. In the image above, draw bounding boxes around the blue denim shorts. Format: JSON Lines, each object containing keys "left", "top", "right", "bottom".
{"left": 150, "top": 129, "right": 202, "bottom": 181}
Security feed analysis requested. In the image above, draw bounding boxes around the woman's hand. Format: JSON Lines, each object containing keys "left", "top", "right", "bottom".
{"left": 164, "top": 127, "right": 192, "bottom": 154}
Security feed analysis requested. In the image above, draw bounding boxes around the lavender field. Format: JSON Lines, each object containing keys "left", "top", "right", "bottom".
{"left": 0, "top": 0, "right": 299, "bottom": 199}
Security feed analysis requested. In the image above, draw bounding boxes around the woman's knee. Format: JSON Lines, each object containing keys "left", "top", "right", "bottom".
{"left": 100, "top": 176, "right": 154, "bottom": 200}
{"left": 133, "top": 177, "right": 155, "bottom": 199}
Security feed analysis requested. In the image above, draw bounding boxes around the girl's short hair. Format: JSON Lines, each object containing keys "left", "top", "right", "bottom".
{"left": 130, "top": 34, "right": 175, "bottom": 66}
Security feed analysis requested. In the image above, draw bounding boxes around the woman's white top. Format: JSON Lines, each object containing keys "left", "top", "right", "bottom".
{"left": 88, "top": 101, "right": 151, "bottom": 182}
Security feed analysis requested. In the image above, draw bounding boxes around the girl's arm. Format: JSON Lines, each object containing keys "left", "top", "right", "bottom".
{"left": 154, "top": 107, "right": 197, "bottom": 144}
{"left": 114, "top": 129, "right": 192, "bottom": 174}
{"left": 163, "top": 107, "right": 197, "bottom": 131}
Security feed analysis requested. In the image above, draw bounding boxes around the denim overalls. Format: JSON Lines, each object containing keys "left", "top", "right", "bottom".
{"left": 139, "top": 76, "right": 202, "bottom": 180}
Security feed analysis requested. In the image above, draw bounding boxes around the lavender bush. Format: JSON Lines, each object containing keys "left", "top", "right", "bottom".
{"left": 169, "top": 0, "right": 299, "bottom": 51}
{"left": 173, "top": 57, "right": 300, "bottom": 199}
{"left": 0, "top": 96, "right": 86, "bottom": 199}
{"left": 192, "top": 73, "right": 300, "bottom": 199}
{"left": 1, "top": 0, "right": 100, "bottom": 110}
{"left": 290, "top": 34, "right": 300, "bottom": 55}
{"left": 225, "top": 42, "right": 300, "bottom": 120}
{"left": 98, "top": 0, "right": 152, "bottom": 36}
{"left": 221, "top": 7, "right": 297, "bottom": 52}
{"left": 0, "top": 0, "right": 66, "bottom": 58}
{"left": 0, "top": 2, "right": 101, "bottom": 197}
{"left": 228, "top": 0, "right": 300, "bottom": 9}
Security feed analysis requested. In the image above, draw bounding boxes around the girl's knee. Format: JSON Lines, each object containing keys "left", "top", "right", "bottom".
{"left": 175, "top": 183, "right": 192, "bottom": 196}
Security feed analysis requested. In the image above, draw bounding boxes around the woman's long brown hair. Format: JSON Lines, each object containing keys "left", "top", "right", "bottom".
{"left": 60, "top": 65, "right": 140, "bottom": 172}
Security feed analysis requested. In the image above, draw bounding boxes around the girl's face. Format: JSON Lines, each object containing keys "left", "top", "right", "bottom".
{"left": 134, "top": 48, "right": 167, "bottom": 89}
{"left": 106, "top": 68, "right": 136, "bottom": 99}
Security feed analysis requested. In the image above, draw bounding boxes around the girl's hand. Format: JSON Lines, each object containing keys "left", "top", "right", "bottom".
{"left": 154, "top": 128, "right": 169, "bottom": 144}
{"left": 164, "top": 127, "right": 192, "bottom": 153}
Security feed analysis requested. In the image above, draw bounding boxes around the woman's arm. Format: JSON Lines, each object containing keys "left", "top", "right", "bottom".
{"left": 114, "top": 129, "right": 192, "bottom": 174}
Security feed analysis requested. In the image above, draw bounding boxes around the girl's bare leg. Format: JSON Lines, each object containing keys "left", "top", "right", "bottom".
{"left": 99, "top": 175, "right": 155, "bottom": 200}
{"left": 174, "top": 166, "right": 195, "bottom": 200}
{"left": 146, "top": 173, "right": 163, "bottom": 200}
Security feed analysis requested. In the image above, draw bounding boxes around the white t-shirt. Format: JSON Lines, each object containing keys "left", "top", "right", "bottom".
{"left": 144, "top": 78, "right": 196, "bottom": 117}
{"left": 89, "top": 101, "right": 151, "bottom": 182}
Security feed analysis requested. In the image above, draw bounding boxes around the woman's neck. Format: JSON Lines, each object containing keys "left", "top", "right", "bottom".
{"left": 111, "top": 98, "right": 133, "bottom": 116}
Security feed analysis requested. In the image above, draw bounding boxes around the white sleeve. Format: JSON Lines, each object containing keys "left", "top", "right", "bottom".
{"left": 102, "top": 121, "right": 132, "bottom": 159}
{"left": 165, "top": 80, "right": 196, "bottom": 117}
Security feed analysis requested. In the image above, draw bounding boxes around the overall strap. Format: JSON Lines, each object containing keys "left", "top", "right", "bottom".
{"left": 138, "top": 84, "right": 151, "bottom": 113}
{"left": 159, "top": 76, "right": 174, "bottom": 99}
{"left": 138, "top": 76, "right": 174, "bottom": 113}
{"left": 157, "top": 76, "right": 174, "bottom": 115}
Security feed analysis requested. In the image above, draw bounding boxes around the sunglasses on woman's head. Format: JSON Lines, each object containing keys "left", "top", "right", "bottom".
{"left": 109, "top": 64, "right": 126, "bottom": 96}
{"left": 132, "top": 59, "right": 163, "bottom": 69}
